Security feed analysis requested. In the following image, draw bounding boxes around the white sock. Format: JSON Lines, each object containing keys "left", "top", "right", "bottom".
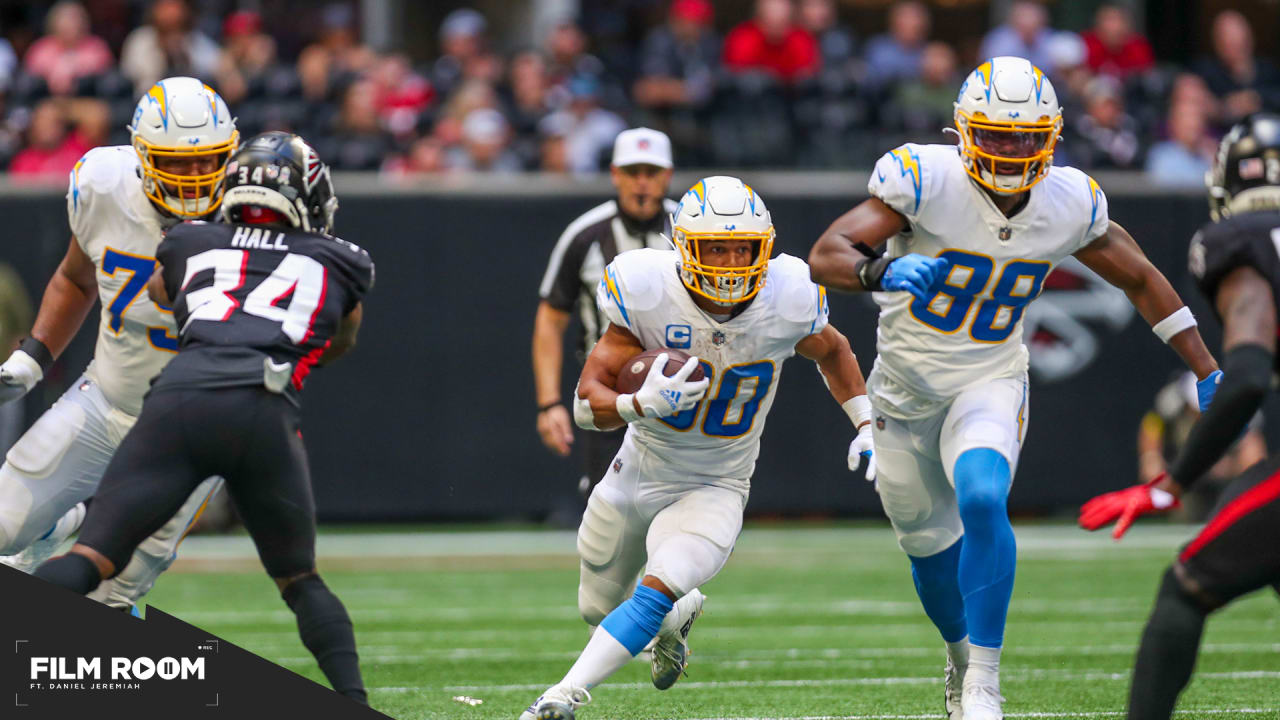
{"left": 946, "top": 636, "right": 970, "bottom": 668}
{"left": 561, "top": 626, "right": 636, "bottom": 690}
{"left": 966, "top": 644, "right": 1001, "bottom": 686}
{"left": 658, "top": 588, "right": 704, "bottom": 636}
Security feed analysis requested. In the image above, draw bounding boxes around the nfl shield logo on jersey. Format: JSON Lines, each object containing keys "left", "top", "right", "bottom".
{"left": 712, "top": 330, "right": 727, "bottom": 346}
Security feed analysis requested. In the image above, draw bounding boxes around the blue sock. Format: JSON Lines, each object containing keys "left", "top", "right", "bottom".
{"left": 598, "top": 585, "right": 675, "bottom": 655}
{"left": 953, "top": 447, "right": 1016, "bottom": 649}
{"left": 908, "top": 538, "right": 967, "bottom": 643}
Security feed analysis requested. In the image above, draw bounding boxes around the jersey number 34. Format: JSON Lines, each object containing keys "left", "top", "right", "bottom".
{"left": 182, "top": 248, "right": 326, "bottom": 344}
{"left": 910, "top": 249, "right": 1050, "bottom": 343}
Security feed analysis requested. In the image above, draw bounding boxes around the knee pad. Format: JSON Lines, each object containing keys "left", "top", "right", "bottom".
{"left": 954, "top": 449, "right": 1011, "bottom": 524}
{"left": 577, "top": 491, "right": 625, "bottom": 570}
{"left": 645, "top": 533, "right": 726, "bottom": 598}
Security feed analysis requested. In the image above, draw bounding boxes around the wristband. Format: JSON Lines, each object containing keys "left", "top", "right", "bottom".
{"left": 855, "top": 256, "right": 892, "bottom": 291}
{"left": 537, "top": 400, "right": 563, "bottom": 413}
{"left": 842, "top": 395, "right": 872, "bottom": 429}
{"left": 616, "top": 393, "right": 643, "bottom": 424}
{"left": 18, "top": 337, "right": 54, "bottom": 374}
{"left": 1152, "top": 307, "right": 1196, "bottom": 343}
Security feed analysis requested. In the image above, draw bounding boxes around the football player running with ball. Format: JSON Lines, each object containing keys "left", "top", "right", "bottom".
{"left": 0, "top": 77, "right": 235, "bottom": 611}
{"left": 808, "top": 57, "right": 1219, "bottom": 719}
{"left": 520, "top": 176, "right": 875, "bottom": 720}
{"left": 1079, "top": 113, "right": 1280, "bottom": 720}
{"left": 36, "top": 132, "right": 372, "bottom": 704}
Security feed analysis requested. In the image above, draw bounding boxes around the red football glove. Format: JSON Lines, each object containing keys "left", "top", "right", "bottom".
{"left": 1078, "top": 474, "right": 1181, "bottom": 540}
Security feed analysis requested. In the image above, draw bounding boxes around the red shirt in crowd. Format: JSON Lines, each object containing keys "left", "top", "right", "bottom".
{"left": 723, "top": 20, "right": 819, "bottom": 83}
{"left": 9, "top": 133, "right": 90, "bottom": 180}
{"left": 1080, "top": 30, "right": 1154, "bottom": 78}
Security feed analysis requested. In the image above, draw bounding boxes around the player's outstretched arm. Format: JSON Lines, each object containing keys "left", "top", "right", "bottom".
{"left": 318, "top": 303, "right": 362, "bottom": 366}
{"left": 1080, "top": 266, "right": 1275, "bottom": 538}
{"left": 0, "top": 236, "right": 98, "bottom": 404}
{"left": 808, "top": 198, "right": 906, "bottom": 292}
{"left": 531, "top": 300, "right": 574, "bottom": 456}
{"left": 796, "top": 324, "right": 876, "bottom": 479}
{"left": 1074, "top": 222, "right": 1219, "bottom": 385}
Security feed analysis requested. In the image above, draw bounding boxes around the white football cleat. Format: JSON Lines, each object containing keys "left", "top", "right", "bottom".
{"left": 0, "top": 503, "right": 86, "bottom": 573}
{"left": 944, "top": 655, "right": 966, "bottom": 720}
{"left": 960, "top": 678, "right": 1004, "bottom": 720}
{"left": 518, "top": 685, "right": 591, "bottom": 720}
{"left": 652, "top": 589, "right": 705, "bottom": 690}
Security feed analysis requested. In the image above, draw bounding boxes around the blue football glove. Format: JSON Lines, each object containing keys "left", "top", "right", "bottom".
{"left": 882, "top": 254, "right": 952, "bottom": 303}
{"left": 1196, "top": 370, "right": 1222, "bottom": 412}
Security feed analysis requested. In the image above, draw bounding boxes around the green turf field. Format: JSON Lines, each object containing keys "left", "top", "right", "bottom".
{"left": 145, "top": 523, "right": 1280, "bottom": 719}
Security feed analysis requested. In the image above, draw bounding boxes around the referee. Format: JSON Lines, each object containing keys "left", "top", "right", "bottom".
{"left": 533, "top": 127, "right": 677, "bottom": 497}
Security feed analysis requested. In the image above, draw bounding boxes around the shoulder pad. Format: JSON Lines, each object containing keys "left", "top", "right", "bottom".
{"left": 67, "top": 146, "right": 140, "bottom": 234}
{"left": 1189, "top": 217, "right": 1279, "bottom": 303}
{"left": 596, "top": 248, "right": 675, "bottom": 330}
{"left": 771, "top": 254, "right": 829, "bottom": 334}
{"left": 1048, "top": 165, "right": 1109, "bottom": 245}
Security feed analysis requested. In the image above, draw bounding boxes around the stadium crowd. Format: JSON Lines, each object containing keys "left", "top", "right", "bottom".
{"left": 0, "top": 0, "right": 1276, "bottom": 183}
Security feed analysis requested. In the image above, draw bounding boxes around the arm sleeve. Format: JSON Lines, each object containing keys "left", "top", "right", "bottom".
{"left": 595, "top": 261, "right": 631, "bottom": 330}
{"left": 867, "top": 145, "right": 926, "bottom": 222}
{"left": 1169, "top": 344, "right": 1273, "bottom": 490}
{"left": 1080, "top": 174, "right": 1109, "bottom": 249}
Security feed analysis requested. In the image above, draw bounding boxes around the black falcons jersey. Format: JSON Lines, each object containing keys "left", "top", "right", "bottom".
{"left": 1189, "top": 210, "right": 1280, "bottom": 368}
{"left": 153, "top": 220, "right": 374, "bottom": 402}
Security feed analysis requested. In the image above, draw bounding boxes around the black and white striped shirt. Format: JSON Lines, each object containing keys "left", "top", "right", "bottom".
{"left": 539, "top": 198, "right": 678, "bottom": 361}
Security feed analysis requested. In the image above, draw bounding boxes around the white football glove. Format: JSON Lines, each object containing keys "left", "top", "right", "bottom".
{"left": 0, "top": 350, "right": 43, "bottom": 406}
{"left": 617, "top": 353, "right": 710, "bottom": 422}
{"left": 848, "top": 423, "right": 875, "bottom": 482}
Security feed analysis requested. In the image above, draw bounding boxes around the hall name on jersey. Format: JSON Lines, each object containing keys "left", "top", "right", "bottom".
{"left": 230, "top": 226, "right": 290, "bottom": 251}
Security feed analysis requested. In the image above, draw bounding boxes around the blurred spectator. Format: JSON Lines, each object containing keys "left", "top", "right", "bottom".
{"left": 799, "top": 0, "right": 856, "bottom": 72}
{"left": 433, "top": 78, "right": 500, "bottom": 149}
{"left": 432, "top": 7, "right": 490, "bottom": 101}
{"left": 1080, "top": 3, "right": 1153, "bottom": 80}
{"left": 120, "top": 0, "right": 221, "bottom": 95}
{"left": 1193, "top": 10, "right": 1280, "bottom": 124}
{"left": 544, "top": 75, "right": 625, "bottom": 176}
{"left": 538, "top": 112, "right": 572, "bottom": 173}
{"left": 979, "top": 1, "right": 1054, "bottom": 75}
{"left": 320, "top": 79, "right": 394, "bottom": 171}
{"left": 633, "top": 0, "right": 718, "bottom": 110}
{"left": 890, "top": 42, "right": 959, "bottom": 132}
{"left": 0, "top": 261, "right": 33, "bottom": 453}
{"left": 23, "top": 1, "right": 113, "bottom": 96}
{"left": 1144, "top": 100, "right": 1215, "bottom": 187}
{"left": 545, "top": 20, "right": 620, "bottom": 110}
{"left": 383, "top": 136, "right": 446, "bottom": 176}
{"left": 370, "top": 54, "right": 433, "bottom": 139}
{"left": 503, "top": 49, "right": 555, "bottom": 169}
{"left": 9, "top": 100, "right": 90, "bottom": 179}
{"left": 213, "top": 10, "right": 276, "bottom": 105}
{"left": 723, "top": 0, "right": 819, "bottom": 84}
{"left": 296, "top": 2, "right": 376, "bottom": 103}
{"left": 65, "top": 97, "right": 109, "bottom": 147}
{"left": 445, "top": 108, "right": 522, "bottom": 173}
{"left": 1065, "top": 75, "right": 1141, "bottom": 169}
{"left": 864, "top": 0, "right": 930, "bottom": 88}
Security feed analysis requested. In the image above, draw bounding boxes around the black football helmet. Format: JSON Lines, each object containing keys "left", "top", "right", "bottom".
{"left": 221, "top": 131, "right": 338, "bottom": 234}
{"left": 1208, "top": 112, "right": 1280, "bottom": 220}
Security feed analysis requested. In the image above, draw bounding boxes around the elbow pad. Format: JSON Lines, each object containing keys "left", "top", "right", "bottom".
{"left": 573, "top": 386, "right": 599, "bottom": 430}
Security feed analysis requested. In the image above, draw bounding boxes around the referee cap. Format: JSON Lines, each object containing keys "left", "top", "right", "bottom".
{"left": 612, "top": 127, "right": 673, "bottom": 169}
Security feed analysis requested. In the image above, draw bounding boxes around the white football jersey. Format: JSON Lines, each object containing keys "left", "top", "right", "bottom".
{"left": 867, "top": 143, "right": 1109, "bottom": 419}
{"left": 67, "top": 145, "right": 179, "bottom": 416}
{"left": 597, "top": 248, "right": 829, "bottom": 481}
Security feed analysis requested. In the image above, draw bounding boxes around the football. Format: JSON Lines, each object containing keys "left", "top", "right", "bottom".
{"left": 615, "top": 348, "right": 705, "bottom": 394}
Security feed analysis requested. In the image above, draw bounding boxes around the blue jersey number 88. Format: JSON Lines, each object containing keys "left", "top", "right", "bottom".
{"left": 908, "top": 250, "right": 1050, "bottom": 343}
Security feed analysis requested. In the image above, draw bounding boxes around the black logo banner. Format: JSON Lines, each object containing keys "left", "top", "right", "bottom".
{"left": 0, "top": 566, "right": 389, "bottom": 718}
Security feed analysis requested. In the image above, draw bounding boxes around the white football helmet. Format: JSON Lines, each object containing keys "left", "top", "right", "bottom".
{"left": 953, "top": 56, "right": 1062, "bottom": 194}
{"left": 671, "top": 176, "right": 774, "bottom": 305}
{"left": 129, "top": 76, "right": 238, "bottom": 218}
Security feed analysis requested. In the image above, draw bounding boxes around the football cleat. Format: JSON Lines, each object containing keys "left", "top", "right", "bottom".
{"left": 0, "top": 503, "right": 86, "bottom": 573}
{"left": 651, "top": 589, "right": 705, "bottom": 690}
{"left": 944, "top": 656, "right": 966, "bottom": 720}
{"left": 519, "top": 685, "right": 591, "bottom": 720}
{"left": 961, "top": 679, "right": 1005, "bottom": 720}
